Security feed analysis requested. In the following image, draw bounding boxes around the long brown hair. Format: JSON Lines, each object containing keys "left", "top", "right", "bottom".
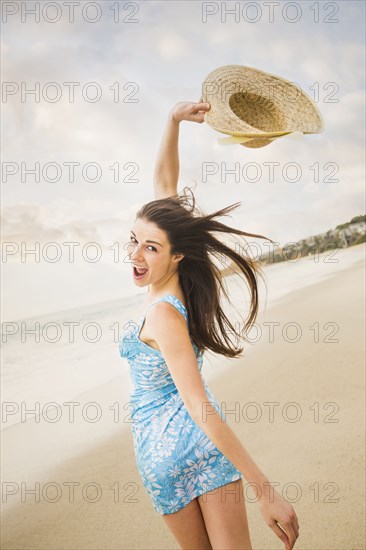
{"left": 135, "top": 186, "right": 275, "bottom": 358}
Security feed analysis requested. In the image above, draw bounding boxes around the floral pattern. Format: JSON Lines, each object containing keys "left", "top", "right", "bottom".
{"left": 119, "top": 294, "right": 242, "bottom": 515}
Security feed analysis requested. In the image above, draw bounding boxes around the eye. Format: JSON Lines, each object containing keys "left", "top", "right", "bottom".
{"left": 129, "top": 236, "right": 157, "bottom": 252}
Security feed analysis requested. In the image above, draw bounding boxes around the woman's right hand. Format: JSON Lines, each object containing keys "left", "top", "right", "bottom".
{"left": 170, "top": 99, "right": 210, "bottom": 124}
{"left": 258, "top": 484, "right": 300, "bottom": 549}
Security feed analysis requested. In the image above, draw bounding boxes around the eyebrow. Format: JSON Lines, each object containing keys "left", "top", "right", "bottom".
{"left": 130, "top": 230, "right": 163, "bottom": 247}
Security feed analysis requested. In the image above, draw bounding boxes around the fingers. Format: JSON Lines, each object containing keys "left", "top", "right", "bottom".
{"left": 284, "top": 522, "right": 298, "bottom": 549}
{"left": 195, "top": 99, "right": 211, "bottom": 110}
{"left": 188, "top": 102, "right": 210, "bottom": 123}
{"left": 175, "top": 101, "right": 209, "bottom": 124}
{"left": 274, "top": 519, "right": 299, "bottom": 550}
{"left": 287, "top": 507, "right": 300, "bottom": 538}
{"left": 191, "top": 113, "right": 205, "bottom": 124}
{"left": 270, "top": 522, "right": 290, "bottom": 549}
{"left": 193, "top": 104, "right": 210, "bottom": 122}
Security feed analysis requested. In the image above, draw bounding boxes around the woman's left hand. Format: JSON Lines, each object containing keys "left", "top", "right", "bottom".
{"left": 170, "top": 99, "right": 210, "bottom": 124}
{"left": 258, "top": 484, "right": 300, "bottom": 550}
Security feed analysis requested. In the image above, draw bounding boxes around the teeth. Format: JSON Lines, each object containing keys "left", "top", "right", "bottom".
{"left": 135, "top": 267, "right": 148, "bottom": 274}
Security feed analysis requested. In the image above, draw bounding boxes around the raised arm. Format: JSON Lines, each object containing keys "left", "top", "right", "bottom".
{"left": 153, "top": 100, "right": 211, "bottom": 200}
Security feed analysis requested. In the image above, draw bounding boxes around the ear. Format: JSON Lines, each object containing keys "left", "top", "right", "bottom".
{"left": 173, "top": 253, "right": 185, "bottom": 263}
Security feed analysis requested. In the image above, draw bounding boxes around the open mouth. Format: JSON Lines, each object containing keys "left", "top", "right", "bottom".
{"left": 133, "top": 266, "right": 149, "bottom": 280}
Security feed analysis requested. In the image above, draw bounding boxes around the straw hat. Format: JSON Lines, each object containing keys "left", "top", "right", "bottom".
{"left": 202, "top": 65, "right": 324, "bottom": 148}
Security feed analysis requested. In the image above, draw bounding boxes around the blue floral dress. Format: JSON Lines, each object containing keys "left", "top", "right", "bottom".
{"left": 119, "top": 293, "right": 242, "bottom": 515}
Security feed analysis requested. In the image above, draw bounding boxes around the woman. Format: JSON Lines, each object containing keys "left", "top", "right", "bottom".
{"left": 120, "top": 100, "right": 299, "bottom": 550}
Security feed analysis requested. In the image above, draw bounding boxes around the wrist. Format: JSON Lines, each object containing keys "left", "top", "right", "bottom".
{"left": 257, "top": 480, "right": 277, "bottom": 505}
{"left": 247, "top": 474, "right": 271, "bottom": 499}
{"left": 169, "top": 111, "right": 181, "bottom": 125}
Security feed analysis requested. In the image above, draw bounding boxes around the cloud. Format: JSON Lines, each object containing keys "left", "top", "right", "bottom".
{"left": 0, "top": 200, "right": 142, "bottom": 263}
{"left": 157, "top": 33, "right": 192, "bottom": 60}
{"left": 1, "top": 0, "right": 364, "bottom": 316}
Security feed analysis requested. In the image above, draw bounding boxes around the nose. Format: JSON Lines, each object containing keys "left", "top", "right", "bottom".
{"left": 128, "top": 242, "right": 144, "bottom": 263}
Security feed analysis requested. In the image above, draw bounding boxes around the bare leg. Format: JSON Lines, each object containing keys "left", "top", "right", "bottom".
{"left": 162, "top": 497, "right": 212, "bottom": 550}
{"left": 197, "top": 479, "right": 252, "bottom": 550}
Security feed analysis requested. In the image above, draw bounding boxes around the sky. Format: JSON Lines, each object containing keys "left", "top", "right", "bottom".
{"left": 1, "top": 0, "right": 365, "bottom": 321}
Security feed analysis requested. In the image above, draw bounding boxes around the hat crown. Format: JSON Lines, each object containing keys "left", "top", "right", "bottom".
{"left": 229, "top": 91, "right": 288, "bottom": 133}
{"left": 202, "top": 64, "right": 324, "bottom": 148}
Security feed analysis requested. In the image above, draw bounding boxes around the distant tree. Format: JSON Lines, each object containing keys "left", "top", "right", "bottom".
{"left": 354, "top": 233, "right": 366, "bottom": 245}
{"left": 350, "top": 214, "right": 366, "bottom": 224}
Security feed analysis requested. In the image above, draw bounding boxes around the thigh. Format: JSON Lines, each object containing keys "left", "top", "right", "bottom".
{"left": 197, "top": 478, "right": 252, "bottom": 550}
{"left": 162, "top": 497, "right": 212, "bottom": 550}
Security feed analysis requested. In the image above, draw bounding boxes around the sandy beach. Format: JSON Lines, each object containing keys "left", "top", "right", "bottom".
{"left": 1, "top": 244, "right": 365, "bottom": 550}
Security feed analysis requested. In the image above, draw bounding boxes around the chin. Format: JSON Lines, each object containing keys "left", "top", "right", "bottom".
{"left": 134, "top": 280, "right": 149, "bottom": 286}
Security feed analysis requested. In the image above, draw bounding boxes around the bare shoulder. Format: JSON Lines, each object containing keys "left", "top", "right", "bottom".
{"left": 147, "top": 300, "right": 187, "bottom": 331}
{"left": 146, "top": 301, "right": 192, "bottom": 354}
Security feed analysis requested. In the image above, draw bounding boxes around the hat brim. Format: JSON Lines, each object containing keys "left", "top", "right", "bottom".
{"left": 210, "top": 123, "right": 294, "bottom": 139}
{"left": 217, "top": 133, "right": 290, "bottom": 148}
